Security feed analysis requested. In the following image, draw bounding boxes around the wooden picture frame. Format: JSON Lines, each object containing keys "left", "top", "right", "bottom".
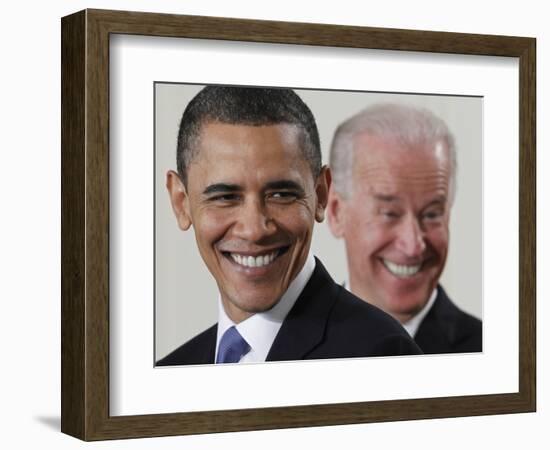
{"left": 61, "top": 8, "right": 536, "bottom": 440}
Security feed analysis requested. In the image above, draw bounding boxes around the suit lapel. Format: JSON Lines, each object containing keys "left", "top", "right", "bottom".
{"left": 266, "top": 259, "right": 338, "bottom": 361}
{"left": 433, "top": 286, "right": 472, "bottom": 345}
{"left": 189, "top": 324, "right": 217, "bottom": 365}
{"left": 415, "top": 286, "right": 457, "bottom": 350}
{"left": 202, "top": 325, "right": 217, "bottom": 364}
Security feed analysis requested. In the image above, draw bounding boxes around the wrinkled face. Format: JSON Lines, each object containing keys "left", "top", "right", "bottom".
{"left": 328, "top": 133, "right": 451, "bottom": 323}
{"left": 167, "top": 122, "right": 328, "bottom": 323}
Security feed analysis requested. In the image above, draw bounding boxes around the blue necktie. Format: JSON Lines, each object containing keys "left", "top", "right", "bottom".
{"left": 216, "top": 326, "right": 251, "bottom": 364}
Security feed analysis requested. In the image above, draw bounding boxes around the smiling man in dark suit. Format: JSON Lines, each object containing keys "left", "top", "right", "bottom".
{"left": 326, "top": 103, "right": 482, "bottom": 354}
{"left": 157, "top": 86, "right": 421, "bottom": 366}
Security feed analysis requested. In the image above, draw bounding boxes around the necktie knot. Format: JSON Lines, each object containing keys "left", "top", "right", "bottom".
{"left": 216, "top": 326, "right": 251, "bottom": 364}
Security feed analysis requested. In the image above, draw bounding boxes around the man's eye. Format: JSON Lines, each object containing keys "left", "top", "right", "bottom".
{"left": 422, "top": 209, "right": 443, "bottom": 221}
{"left": 381, "top": 210, "right": 399, "bottom": 219}
{"left": 269, "top": 192, "right": 297, "bottom": 202}
{"left": 210, "top": 194, "right": 239, "bottom": 202}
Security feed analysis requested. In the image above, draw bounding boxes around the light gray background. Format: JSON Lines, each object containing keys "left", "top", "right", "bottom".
{"left": 155, "top": 84, "right": 482, "bottom": 359}
{"left": 3, "top": 1, "right": 548, "bottom": 449}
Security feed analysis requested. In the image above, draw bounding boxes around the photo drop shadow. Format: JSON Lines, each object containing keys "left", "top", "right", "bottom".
{"left": 35, "top": 416, "right": 60, "bottom": 431}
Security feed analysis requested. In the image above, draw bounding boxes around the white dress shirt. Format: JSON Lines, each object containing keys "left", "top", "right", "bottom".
{"left": 215, "top": 252, "right": 316, "bottom": 364}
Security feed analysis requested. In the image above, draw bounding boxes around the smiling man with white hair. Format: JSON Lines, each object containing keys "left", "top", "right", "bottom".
{"left": 327, "top": 103, "right": 482, "bottom": 354}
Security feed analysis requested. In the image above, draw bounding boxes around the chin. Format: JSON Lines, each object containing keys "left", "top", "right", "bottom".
{"left": 235, "top": 296, "right": 280, "bottom": 314}
{"left": 387, "top": 295, "right": 427, "bottom": 315}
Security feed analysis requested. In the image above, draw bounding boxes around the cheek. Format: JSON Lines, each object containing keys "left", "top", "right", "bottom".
{"left": 271, "top": 206, "right": 314, "bottom": 237}
{"left": 347, "top": 220, "right": 394, "bottom": 257}
{"left": 425, "top": 227, "right": 450, "bottom": 256}
{"left": 193, "top": 212, "right": 231, "bottom": 246}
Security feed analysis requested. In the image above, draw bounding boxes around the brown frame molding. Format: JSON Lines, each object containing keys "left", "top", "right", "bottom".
{"left": 61, "top": 8, "right": 536, "bottom": 441}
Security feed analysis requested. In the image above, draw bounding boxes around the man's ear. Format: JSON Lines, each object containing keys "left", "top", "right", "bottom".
{"left": 326, "top": 185, "right": 347, "bottom": 238}
{"left": 314, "top": 165, "right": 331, "bottom": 223}
{"left": 166, "top": 170, "right": 192, "bottom": 231}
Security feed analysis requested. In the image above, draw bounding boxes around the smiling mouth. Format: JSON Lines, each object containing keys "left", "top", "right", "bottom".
{"left": 222, "top": 247, "right": 290, "bottom": 268}
{"left": 382, "top": 259, "right": 422, "bottom": 278}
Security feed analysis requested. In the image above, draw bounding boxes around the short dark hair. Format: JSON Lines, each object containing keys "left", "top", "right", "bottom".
{"left": 176, "top": 86, "right": 322, "bottom": 186}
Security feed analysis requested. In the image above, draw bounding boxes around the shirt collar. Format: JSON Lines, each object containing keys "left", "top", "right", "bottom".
{"left": 215, "top": 252, "right": 316, "bottom": 363}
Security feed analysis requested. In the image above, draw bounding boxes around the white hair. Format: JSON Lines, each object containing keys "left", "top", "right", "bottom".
{"left": 330, "top": 103, "right": 457, "bottom": 201}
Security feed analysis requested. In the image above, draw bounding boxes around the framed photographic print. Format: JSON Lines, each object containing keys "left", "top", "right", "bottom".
{"left": 61, "top": 8, "right": 536, "bottom": 440}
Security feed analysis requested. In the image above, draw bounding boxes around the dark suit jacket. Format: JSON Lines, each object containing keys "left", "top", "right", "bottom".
{"left": 414, "top": 285, "right": 482, "bottom": 354}
{"left": 157, "top": 259, "right": 421, "bottom": 366}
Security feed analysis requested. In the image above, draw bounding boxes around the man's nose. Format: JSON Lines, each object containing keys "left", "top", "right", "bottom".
{"left": 395, "top": 215, "right": 426, "bottom": 257}
{"left": 233, "top": 199, "right": 276, "bottom": 241}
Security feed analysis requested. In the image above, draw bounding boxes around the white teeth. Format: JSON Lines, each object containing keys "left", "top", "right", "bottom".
{"left": 230, "top": 251, "right": 279, "bottom": 268}
{"left": 383, "top": 259, "right": 421, "bottom": 278}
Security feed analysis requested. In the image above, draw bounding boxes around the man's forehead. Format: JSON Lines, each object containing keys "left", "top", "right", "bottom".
{"left": 353, "top": 133, "right": 450, "bottom": 172}
{"left": 355, "top": 168, "right": 451, "bottom": 195}
{"left": 190, "top": 121, "right": 306, "bottom": 162}
{"left": 192, "top": 123, "right": 299, "bottom": 166}
{"left": 356, "top": 130, "right": 447, "bottom": 152}
{"left": 186, "top": 133, "right": 313, "bottom": 192}
{"left": 197, "top": 121, "right": 302, "bottom": 147}
{"left": 351, "top": 146, "right": 451, "bottom": 203}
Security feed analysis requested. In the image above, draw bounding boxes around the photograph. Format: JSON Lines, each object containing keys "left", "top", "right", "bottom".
{"left": 154, "top": 83, "right": 483, "bottom": 365}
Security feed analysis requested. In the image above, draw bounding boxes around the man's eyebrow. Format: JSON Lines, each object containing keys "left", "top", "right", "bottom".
{"left": 265, "top": 180, "right": 306, "bottom": 194}
{"left": 373, "top": 193, "right": 400, "bottom": 202}
{"left": 202, "top": 183, "right": 242, "bottom": 196}
{"left": 424, "top": 195, "right": 448, "bottom": 207}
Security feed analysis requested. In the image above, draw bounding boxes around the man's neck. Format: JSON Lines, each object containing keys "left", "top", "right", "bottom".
{"left": 347, "top": 279, "right": 430, "bottom": 325}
